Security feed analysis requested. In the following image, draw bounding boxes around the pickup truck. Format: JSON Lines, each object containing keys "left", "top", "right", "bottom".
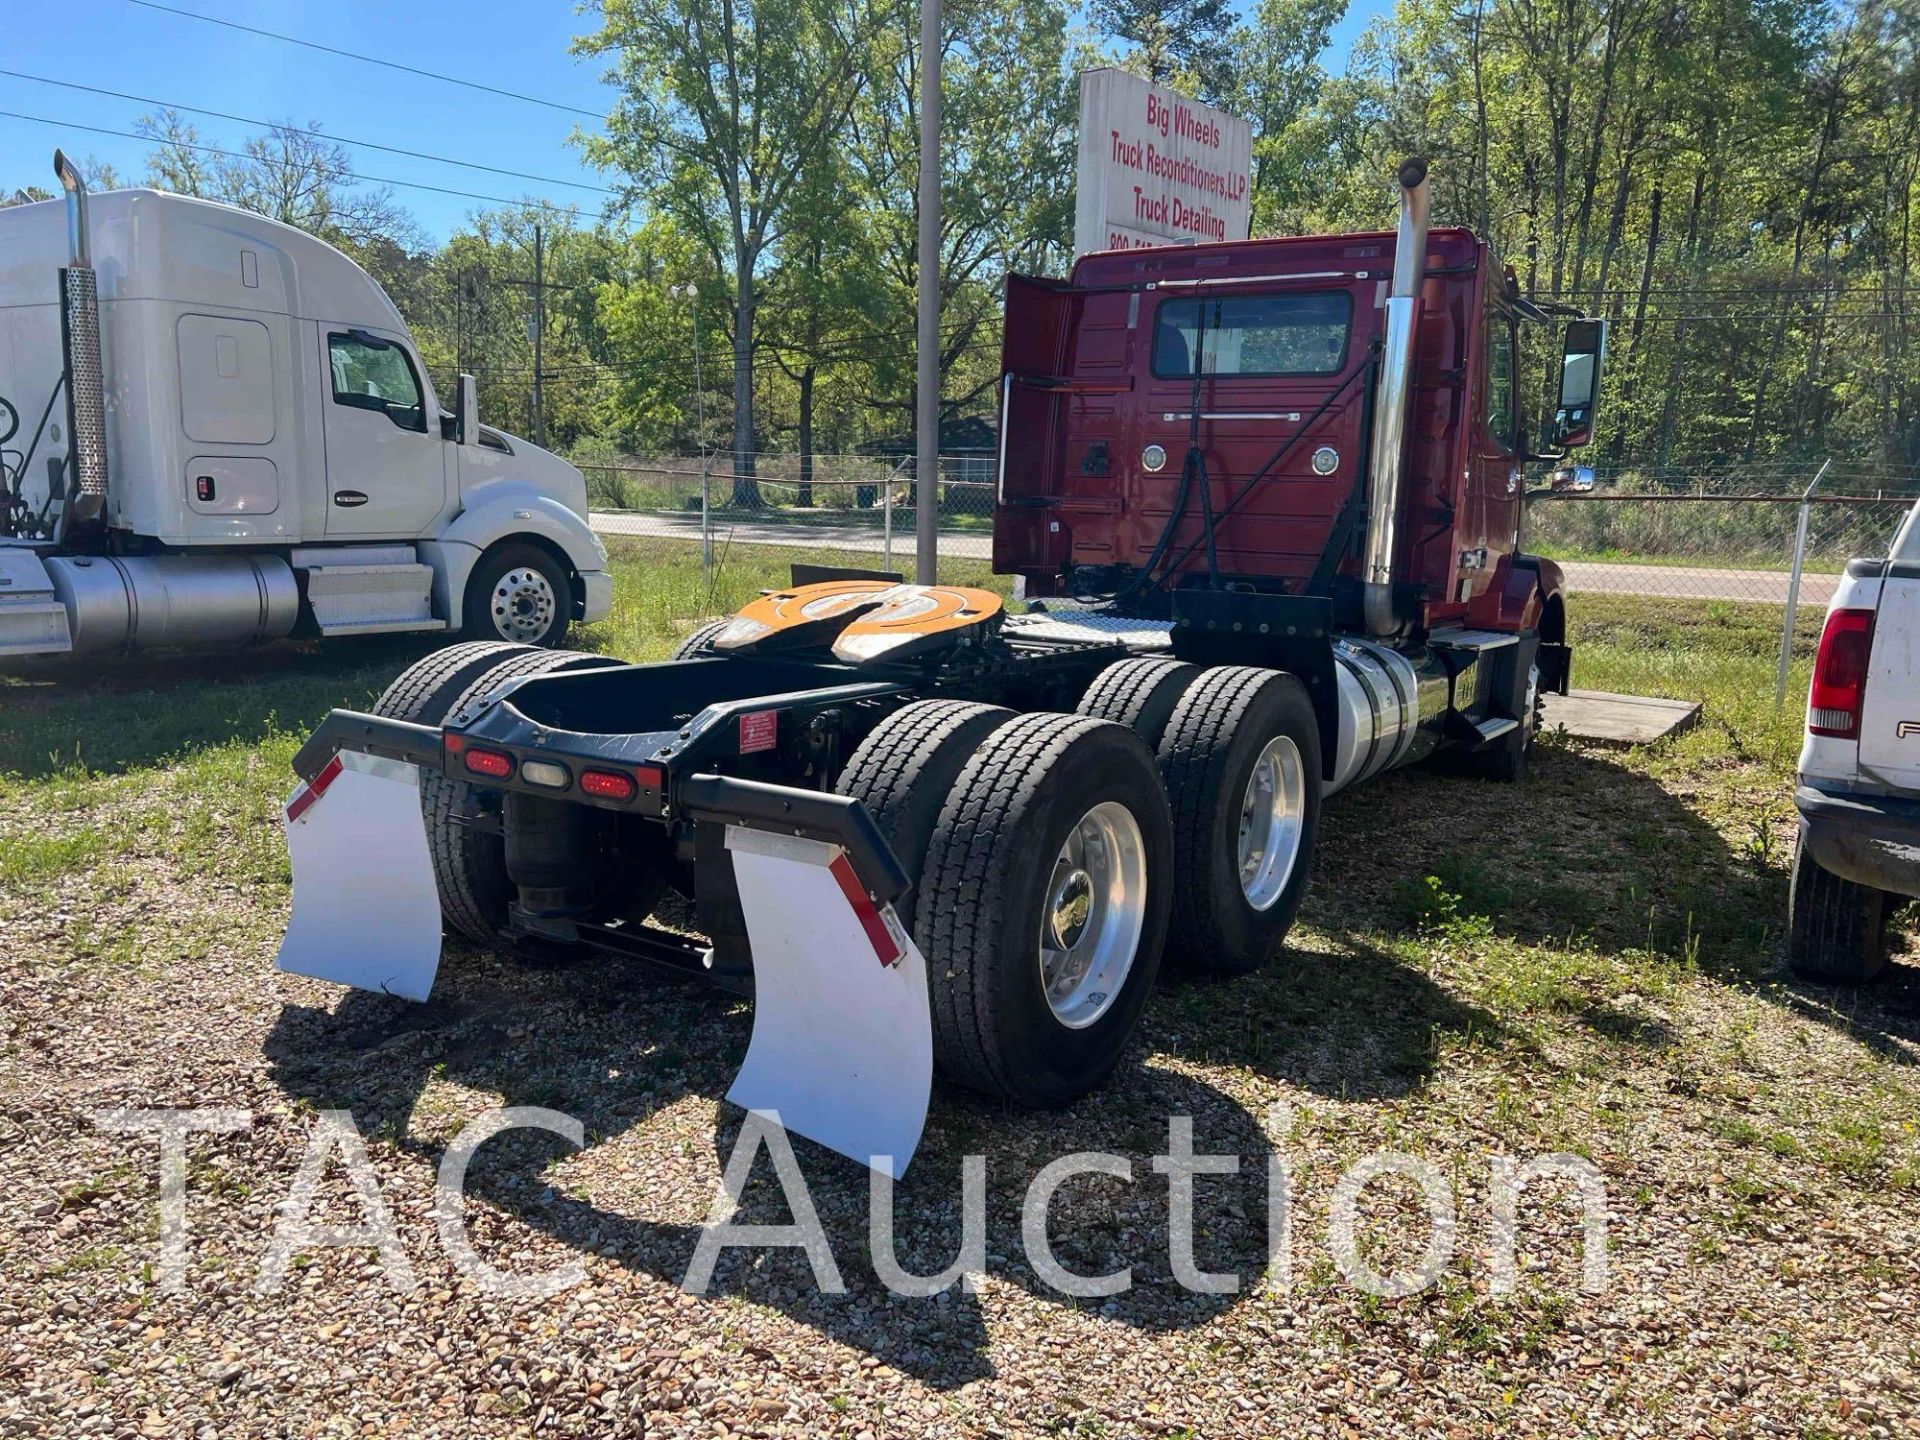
{"left": 1791, "top": 498, "right": 1920, "bottom": 982}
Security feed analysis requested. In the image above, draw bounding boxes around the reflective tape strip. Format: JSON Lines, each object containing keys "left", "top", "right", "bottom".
{"left": 285, "top": 754, "right": 344, "bottom": 824}
{"left": 827, "top": 852, "right": 907, "bottom": 968}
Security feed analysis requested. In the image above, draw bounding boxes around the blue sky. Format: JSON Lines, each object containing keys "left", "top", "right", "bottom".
{"left": 3, "top": 0, "right": 1387, "bottom": 242}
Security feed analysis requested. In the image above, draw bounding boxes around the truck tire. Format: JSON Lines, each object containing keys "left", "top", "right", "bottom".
{"left": 462, "top": 542, "right": 572, "bottom": 648}
{"left": 1158, "top": 666, "right": 1322, "bottom": 974}
{"left": 1788, "top": 830, "right": 1889, "bottom": 984}
{"left": 835, "top": 699, "right": 1016, "bottom": 930}
{"left": 413, "top": 646, "right": 614, "bottom": 944}
{"left": 1076, "top": 657, "right": 1204, "bottom": 750}
{"left": 671, "top": 618, "right": 731, "bottom": 660}
{"left": 371, "top": 640, "right": 543, "bottom": 725}
{"left": 916, "top": 713, "right": 1174, "bottom": 1107}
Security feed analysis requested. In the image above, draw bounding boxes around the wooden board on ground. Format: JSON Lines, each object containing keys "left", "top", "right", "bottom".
{"left": 1542, "top": 689, "right": 1702, "bottom": 746}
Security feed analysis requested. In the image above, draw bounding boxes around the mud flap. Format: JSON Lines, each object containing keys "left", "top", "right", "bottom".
{"left": 275, "top": 751, "right": 443, "bottom": 1001}
{"left": 723, "top": 826, "right": 932, "bottom": 1179}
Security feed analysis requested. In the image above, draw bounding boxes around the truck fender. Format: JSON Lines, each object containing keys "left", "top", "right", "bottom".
{"left": 1509, "top": 553, "right": 1569, "bottom": 694}
{"left": 422, "top": 482, "right": 610, "bottom": 628}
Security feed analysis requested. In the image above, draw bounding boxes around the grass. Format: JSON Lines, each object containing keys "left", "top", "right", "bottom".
{"left": 1531, "top": 543, "right": 1843, "bottom": 574}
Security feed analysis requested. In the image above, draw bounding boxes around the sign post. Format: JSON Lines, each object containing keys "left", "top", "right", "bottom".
{"left": 1073, "top": 69, "right": 1253, "bottom": 258}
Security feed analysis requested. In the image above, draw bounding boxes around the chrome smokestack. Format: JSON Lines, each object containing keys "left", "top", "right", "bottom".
{"left": 1361, "top": 157, "right": 1430, "bottom": 637}
{"left": 54, "top": 148, "right": 108, "bottom": 526}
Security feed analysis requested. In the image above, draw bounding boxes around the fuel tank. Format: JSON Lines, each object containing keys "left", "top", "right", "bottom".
{"left": 45, "top": 552, "right": 299, "bottom": 652}
{"left": 1324, "top": 635, "right": 1450, "bottom": 795}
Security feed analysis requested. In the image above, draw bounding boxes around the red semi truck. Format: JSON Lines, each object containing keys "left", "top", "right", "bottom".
{"left": 273, "top": 159, "right": 1606, "bottom": 1174}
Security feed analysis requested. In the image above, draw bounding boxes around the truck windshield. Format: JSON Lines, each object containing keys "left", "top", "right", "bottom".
{"left": 1152, "top": 293, "right": 1351, "bottom": 378}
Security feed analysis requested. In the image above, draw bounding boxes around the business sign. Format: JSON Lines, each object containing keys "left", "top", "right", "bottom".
{"left": 1073, "top": 68, "right": 1253, "bottom": 257}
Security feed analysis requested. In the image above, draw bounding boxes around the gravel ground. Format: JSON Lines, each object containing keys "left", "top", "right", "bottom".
{"left": 3, "top": 665, "right": 1918, "bottom": 1437}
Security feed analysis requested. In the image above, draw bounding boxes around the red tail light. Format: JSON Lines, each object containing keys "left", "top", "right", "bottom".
{"left": 1808, "top": 607, "right": 1875, "bottom": 738}
{"left": 580, "top": 768, "right": 635, "bottom": 800}
{"left": 463, "top": 748, "right": 514, "bottom": 778}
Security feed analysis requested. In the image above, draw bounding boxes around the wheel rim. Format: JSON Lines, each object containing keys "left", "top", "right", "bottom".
{"left": 1038, "top": 801, "right": 1148, "bottom": 1030}
{"left": 1237, "top": 734, "right": 1306, "bottom": 912}
{"left": 490, "top": 567, "right": 557, "bottom": 642}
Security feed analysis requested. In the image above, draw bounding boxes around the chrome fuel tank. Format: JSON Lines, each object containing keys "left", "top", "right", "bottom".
{"left": 45, "top": 552, "right": 298, "bottom": 652}
{"left": 1325, "top": 635, "right": 1450, "bottom": 795}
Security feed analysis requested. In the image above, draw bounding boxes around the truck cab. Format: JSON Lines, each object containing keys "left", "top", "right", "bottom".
{"left": 996, "top": 200, "right": 1596, "bottom": 652}
{"left": 0, "top": 152, "right": 610, "bottom": 656}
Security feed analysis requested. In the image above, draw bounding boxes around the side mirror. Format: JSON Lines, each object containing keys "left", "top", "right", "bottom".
{"left": 1553, "top": 319, "right": 1605, "bottom": 448}
{"left": 1550, "top": 464, "right": 1596, "bottom": 492}
{"left": 454, "top": 373, "right": 479, "bottom": 445}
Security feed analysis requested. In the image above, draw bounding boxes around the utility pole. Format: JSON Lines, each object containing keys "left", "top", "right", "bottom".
{"left": 914, "top": 0, "right": 942, "bottom": 583}
{"left": 504, "top": 230, "right": 565, "bottom": 447}
{"left": 531, "top": 223, "right": 547, "bottom": 449}
{"left": 672, "top": 282, "right": 711, "bottom": 568}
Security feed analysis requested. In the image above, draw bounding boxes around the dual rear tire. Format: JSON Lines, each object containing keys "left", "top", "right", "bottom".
{"left": 834, "top": 658, "right": 1322, "bottom": 1108}
{"left": 839, "top": 703, "right": 1174, "bottom": 1107}
{"left": 1081, "top": 660, "right": 1322, "bottom": 976}
{"left": 372, "top": 641, "right": 618, "bottom": 944}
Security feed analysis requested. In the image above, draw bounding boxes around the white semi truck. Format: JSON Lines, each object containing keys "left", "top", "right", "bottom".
{"left": 0, "top": 152, "right": 610, "bottom": 657}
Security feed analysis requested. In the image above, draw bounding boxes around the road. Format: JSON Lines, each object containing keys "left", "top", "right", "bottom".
{"left": 590, "top": 512, "right": 1830, "bottom": 605}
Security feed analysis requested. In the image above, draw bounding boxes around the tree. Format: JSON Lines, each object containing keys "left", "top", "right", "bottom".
{"left": 135, "top": 110, "right": 420, "bottom": 254}
{"left": 577, "top": 0, "right": 903, "bottom": 505}
{"left": 1228, "top": 0, "right": 1347, "bottom": 230}
{"left": 1090, "top": 0, "right": 1241, "bottom": 100}
{"left": 846, "top": 0, "right": 1076, "bottom": 438}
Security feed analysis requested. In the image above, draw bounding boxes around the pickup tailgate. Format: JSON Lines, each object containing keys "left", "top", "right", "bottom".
{"left": 1856, "top": 565, "right": 1920, "bottom": 787}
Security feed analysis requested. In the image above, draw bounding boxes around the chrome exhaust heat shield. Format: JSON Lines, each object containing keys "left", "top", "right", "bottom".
{"left": 722, "top": 826, "right": 932, "bottom": 1179}
{"left": 275, "top": 752, "right": 443, "bottom": 1002}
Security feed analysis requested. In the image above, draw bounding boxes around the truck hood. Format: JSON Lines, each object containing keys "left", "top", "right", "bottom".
{"left": 464, "top": 427, "right": 591, "bottom": 519}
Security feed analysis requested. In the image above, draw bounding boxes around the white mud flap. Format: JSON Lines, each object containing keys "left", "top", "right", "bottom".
{"left": 275, "top": 751, "right": 444, "bottom": 1002}
{"left": 723, "top": 826, "right": 932, "bottom": 1179}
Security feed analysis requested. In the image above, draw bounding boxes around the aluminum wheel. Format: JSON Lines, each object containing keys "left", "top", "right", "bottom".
{"left": 490, "top": 566, "right": 558, "bottom": 642}
{"left": 1237, "top": 734, "right": 1306, "bottom": 912}
{"left": 1038, "top": 800, "right": 1149, "bottom": 1029}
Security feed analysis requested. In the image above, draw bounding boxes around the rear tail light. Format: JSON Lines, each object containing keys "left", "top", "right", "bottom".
{"left": 1809, "top": 607, "right": 1875, "bottom": 738}
{"left": 580, "top": 768, "right": 636, "bottom": 800}
{"left": 463, "top": 748, "right": 514, "bottom": 778}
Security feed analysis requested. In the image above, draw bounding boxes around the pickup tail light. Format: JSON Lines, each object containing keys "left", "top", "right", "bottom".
{"left": 1808, "top": 607, "right": 1875, "bottom": 738}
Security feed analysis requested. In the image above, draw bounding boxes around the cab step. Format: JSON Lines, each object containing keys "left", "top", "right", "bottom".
{"left": 292, "top": 546, "right": 442, "bottom": 636}
{"left": 0, "top": 548, "right": 73, "bottom": 656}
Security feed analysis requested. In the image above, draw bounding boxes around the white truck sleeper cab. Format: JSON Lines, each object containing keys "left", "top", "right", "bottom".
{"left": 0, "top": 151, "right": 610, "bottom": 657}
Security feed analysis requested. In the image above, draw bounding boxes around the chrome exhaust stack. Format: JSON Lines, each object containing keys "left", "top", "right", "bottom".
{"left": 54, "top": 148, "right": 108, "bottom": 528}
{"left": 1361, "top": 157, "right": 1430, "bottom": 638}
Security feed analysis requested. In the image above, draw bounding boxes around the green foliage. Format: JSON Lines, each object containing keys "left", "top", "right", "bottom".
{"left": 93, "top": 0, "right": 1920, "bottom": 473}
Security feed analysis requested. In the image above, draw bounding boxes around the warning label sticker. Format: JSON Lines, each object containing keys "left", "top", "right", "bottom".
{"left": 739, "top": 709, "right": 778, "bottom": 754}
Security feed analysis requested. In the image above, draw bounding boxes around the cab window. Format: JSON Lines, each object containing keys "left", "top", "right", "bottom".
{"left": 328, "top": 331, "right": 427, "bottom": 433}
{"left": 1485, "top": 319, "right": 1517, "bottom": 452}
{"left": 1152, "top": 293, "right": 1351, "bottom": 378}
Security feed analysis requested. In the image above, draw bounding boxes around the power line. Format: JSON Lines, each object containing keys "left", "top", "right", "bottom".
{"left": 0, "top": 70, "right": 615, "bottom": 195}
{"left": 125, "top": 0, "right": 606, "bottom": 121}
{"left": 0, "top": 110, "right": 592, "bottom": 217}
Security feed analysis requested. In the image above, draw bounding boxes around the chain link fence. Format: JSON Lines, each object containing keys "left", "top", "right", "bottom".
{"left": 1527, "top": 464, "right": 1918, "bottom": 735}
{"left": 577, "top": 448, "right": 1920, "bottom": 732}
{"left": 581, "top": 451, "right": 995, "bottom": 572}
